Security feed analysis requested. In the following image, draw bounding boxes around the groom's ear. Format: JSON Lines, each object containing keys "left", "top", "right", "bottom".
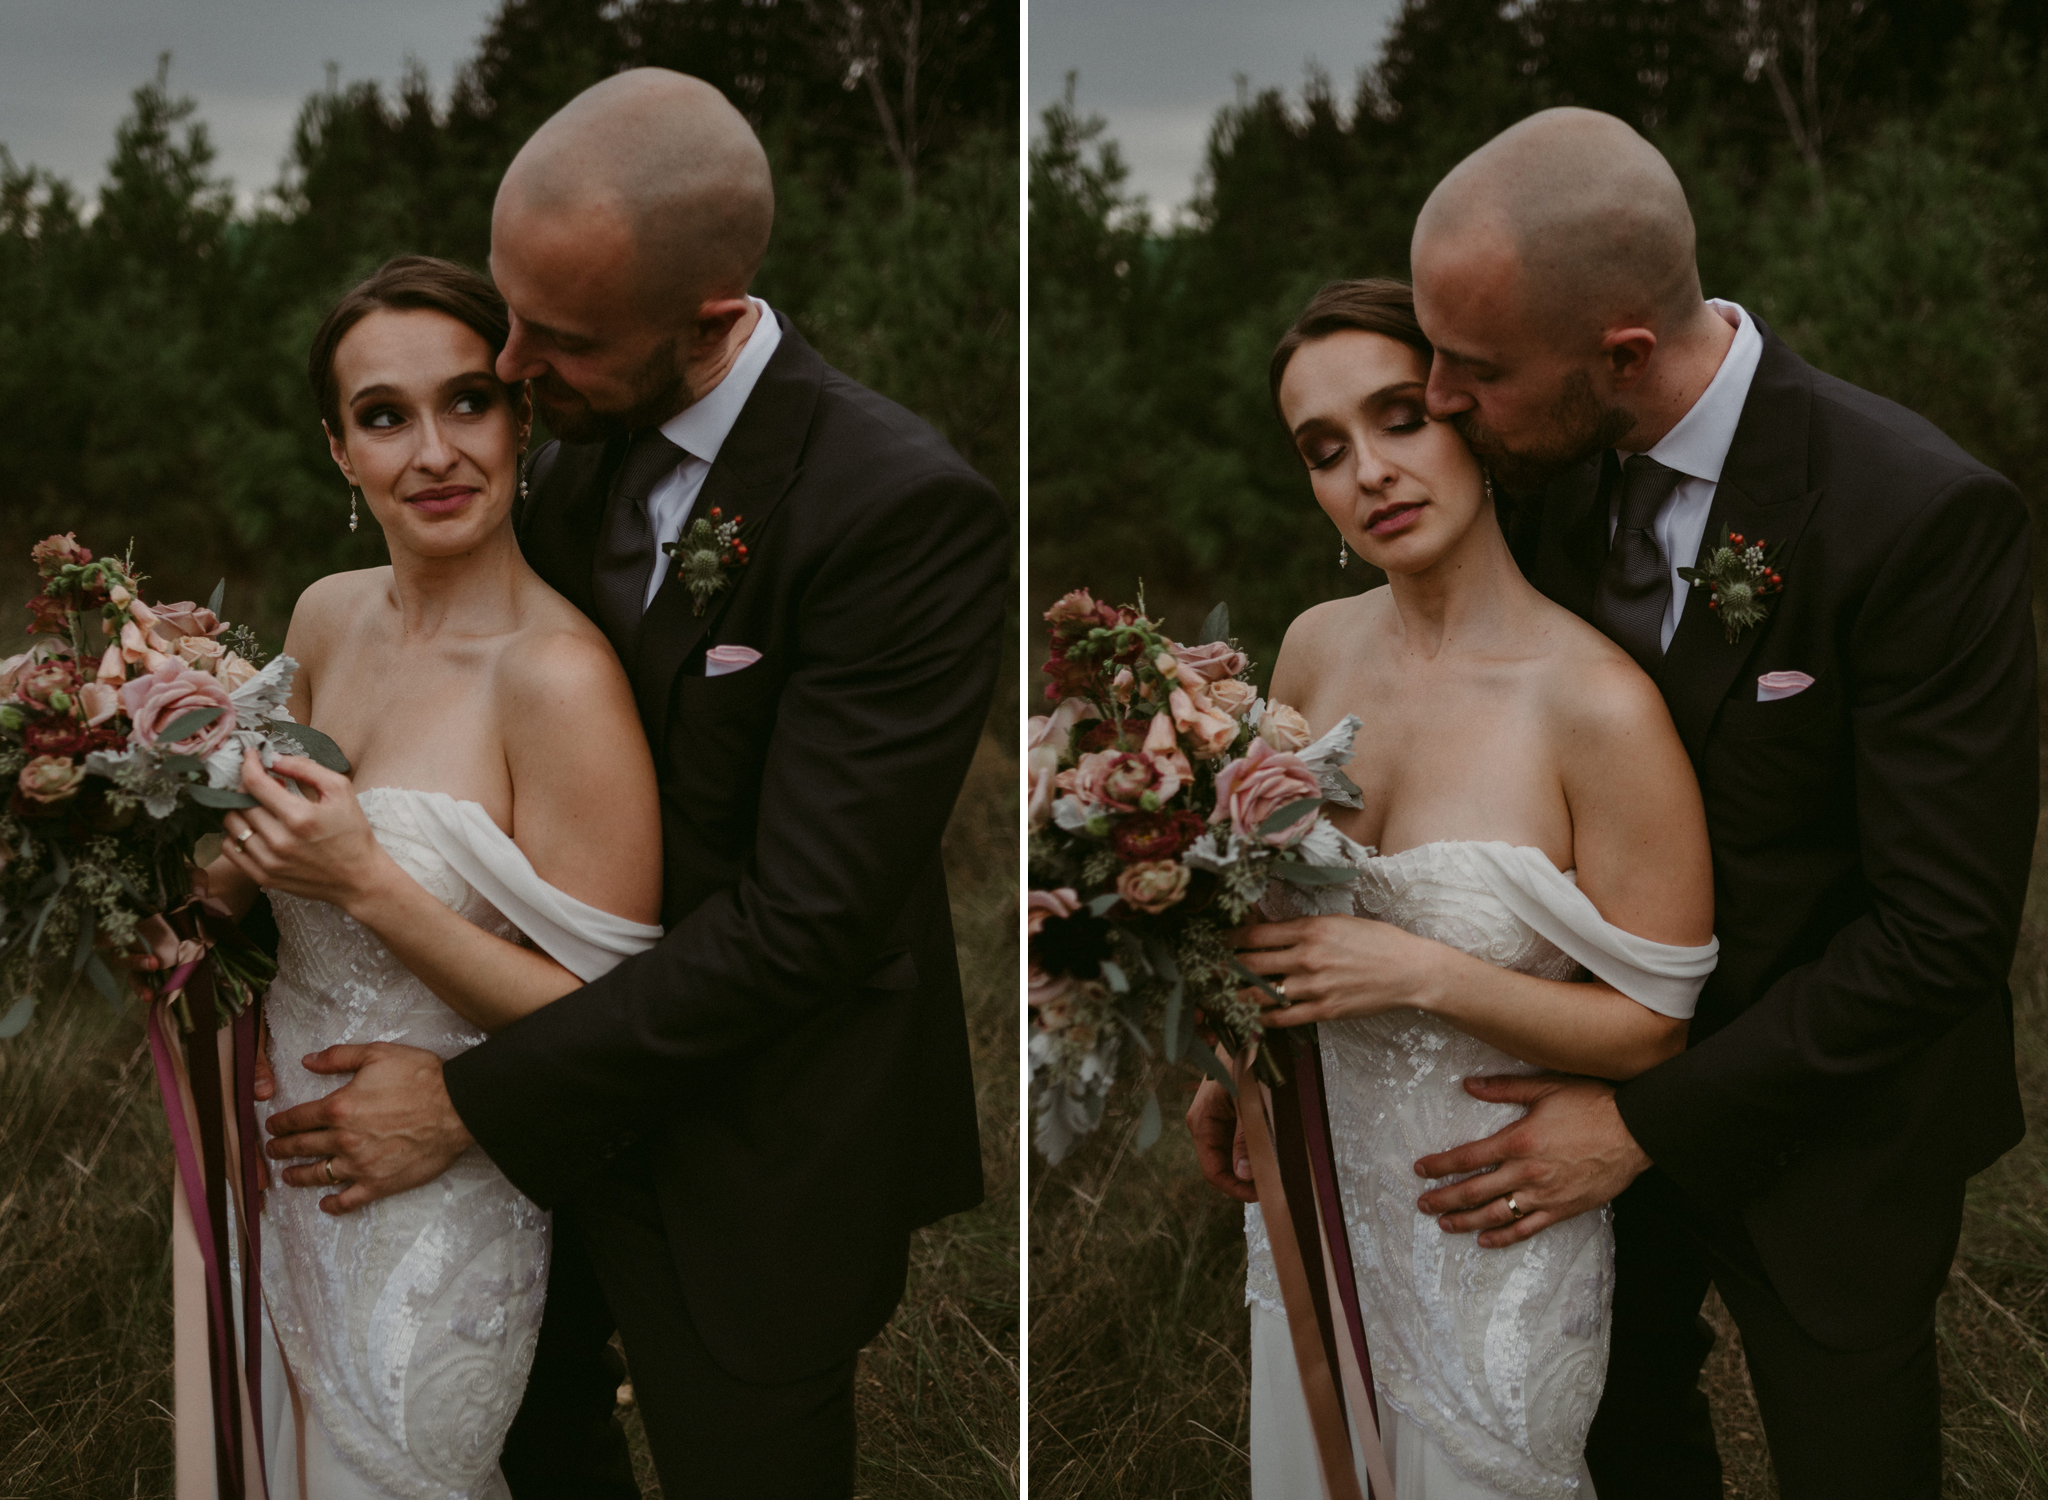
{"left": 1599, "top": 327, "right": 1658, "bottom": 390}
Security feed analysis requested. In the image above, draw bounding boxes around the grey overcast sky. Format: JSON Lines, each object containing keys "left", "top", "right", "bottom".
{"left": 0, "top": 0, "right": 497, "bottom": 207}
{"left": 1029, "top": 0, "right": 1402, "bottom": 224}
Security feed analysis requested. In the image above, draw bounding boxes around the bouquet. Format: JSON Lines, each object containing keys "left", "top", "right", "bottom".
{"left": 1027, "top": 589, "right": 1365, "bottom": 1163}
{"left": 0, "top": 533, "right": 348, "bottom": 1037}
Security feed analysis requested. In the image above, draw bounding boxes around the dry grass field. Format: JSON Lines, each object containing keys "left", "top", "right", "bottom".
{"left": 1028, "top": 822, "right": 2048, "bottom": 1500}
{"left": 0, "top": 730, "right": 1018, "bottom": 1500}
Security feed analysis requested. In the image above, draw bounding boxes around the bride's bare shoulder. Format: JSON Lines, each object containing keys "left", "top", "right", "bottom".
{"left": 1271, "top": 588, "right": 1386, "bottom": 703}
{"left": 283, "top": 567, "right": 389, "bottom": 658}
{"left": 1528, "top": 597, "right": 1677, "bottom": 748}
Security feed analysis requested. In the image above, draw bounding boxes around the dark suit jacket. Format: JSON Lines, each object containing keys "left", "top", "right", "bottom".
{"left": 1510, "top": 322, "right": 2037, "bottom": 1350}
{"left": 442, "top": 316, "right": 1006, "bottom": 1382}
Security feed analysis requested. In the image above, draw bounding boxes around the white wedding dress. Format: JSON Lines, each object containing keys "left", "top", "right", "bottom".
{"left": 252, "top": 786, "right": 662, "bottom": 1500}
{"left": 1246, "top": 840, "right": 1716, "bottom": 1500}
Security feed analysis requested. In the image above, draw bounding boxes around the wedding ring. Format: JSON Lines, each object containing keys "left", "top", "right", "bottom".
{"left": 323, "top": 1158, "right": 339, "bottom": 1186}
{"left": 236, "top": 830, "right": 251, "bottom": 849}
{"left": 1273, "top": 978, "right": 1287, "bottom": 1000}
{"left": 1506, "top": 1195, "right": 1526, "bottom": 1220}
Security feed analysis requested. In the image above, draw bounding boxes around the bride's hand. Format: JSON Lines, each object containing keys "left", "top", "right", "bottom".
{"left": 1231, "top": 914, "right": 1446, "bottom": 1026}
{"left": 218, "top": 749, "right": 397, "bottom": 915}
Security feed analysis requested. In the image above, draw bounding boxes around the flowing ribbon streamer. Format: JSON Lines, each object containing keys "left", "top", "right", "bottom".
{"left": 145, "top": 910, "right": 270, "bottom": 1500}
{"left": 1234, "top": 1039, "right": 1396, "bottom": 1500}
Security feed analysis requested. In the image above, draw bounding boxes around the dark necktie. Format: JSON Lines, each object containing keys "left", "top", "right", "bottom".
{"left": 592, "top": 429, "right": 686, "bottom": 658}
{"left": 1589, "top": 453, "right": 1685, "bottom": 675}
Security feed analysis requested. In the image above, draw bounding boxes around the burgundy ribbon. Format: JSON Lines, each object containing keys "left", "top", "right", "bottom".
{"left": 145, "top": 913, "right": 268, "bottom": 1500}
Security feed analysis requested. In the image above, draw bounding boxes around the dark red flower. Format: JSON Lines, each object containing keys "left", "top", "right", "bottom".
{"left": 24, "top": 594, "right": 69, "bottom": 635}
{"left": 1076, "top": 717, "right": 1149, "bottom": 754}
{"left": 1111, "top": 809, "right": 1207, "bottom": 863}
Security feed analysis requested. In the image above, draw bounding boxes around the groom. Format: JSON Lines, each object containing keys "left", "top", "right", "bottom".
{"left": 1401, "top": 110, "right": 2035, "bottom": 1495}
{"left": 262, "top": 70, "right": 1005, "bottom": 1496}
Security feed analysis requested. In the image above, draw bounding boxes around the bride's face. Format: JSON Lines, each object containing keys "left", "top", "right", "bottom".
{"left": 326, "top": 309, "right": 530, "bottom": 559}
{"left": 1277, "top": 330, "right": 1489, "bottom": 577}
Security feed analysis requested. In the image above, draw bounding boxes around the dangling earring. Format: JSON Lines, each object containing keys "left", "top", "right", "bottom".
{"left": 348, "top": 485, "right": 359, "bottom": 534}
{"left": 518, "top": 450, "right": 530, "bottom": 504}
{"left": 1337, "top": 536, "right": 1348, "bottom": 569}
{"left": 1484, "top": 471, "right": 1497, "bottom": 508}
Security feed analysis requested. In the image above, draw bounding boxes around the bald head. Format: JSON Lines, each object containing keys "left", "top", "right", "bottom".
{"left": 1415, "top": 108, "right": 1700, "bottom": 346}
{"left": 498, "top": 68, "right": 773, "bottom": 319}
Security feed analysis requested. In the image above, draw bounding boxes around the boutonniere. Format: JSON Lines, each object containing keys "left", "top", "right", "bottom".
{"left": 662, "top": 506, "right": 751, "bottom": 616}
{"left": 1679, "top": 527, "right": 1784, "bottom": 643}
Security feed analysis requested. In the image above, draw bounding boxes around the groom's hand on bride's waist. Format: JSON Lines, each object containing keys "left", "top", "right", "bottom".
{"left": 1411, "top": 1075, "right": 1651, "bottom": 1249}
{"left": 264, "top": 1042, "right": 475, "bottom": 1215}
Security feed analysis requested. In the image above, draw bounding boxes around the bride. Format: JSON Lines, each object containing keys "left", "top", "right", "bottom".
{"left": 150, "top": 254, "right": 664, "bottom": 1497}
{"left": 1186, "top": 279, "right": 1718, "bottom": 1498}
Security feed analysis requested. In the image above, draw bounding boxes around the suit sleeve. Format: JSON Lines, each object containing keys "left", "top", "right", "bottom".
{"left": 443, "top": 466, "right": 1008, "bottom": 1207}
{"left": 1615, "top": 470, "right": 2038, "bottom": 1199}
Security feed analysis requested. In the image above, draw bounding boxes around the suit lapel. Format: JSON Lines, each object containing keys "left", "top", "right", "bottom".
{"left": 1654, "top": 324, "right": 1825, "bottom": 761}
{"left": 630, "top": 316, "right": 823, "bottom": 747}
{"left": 521, "top": 435, "right": 626, "bottom": 619}
{"left": 1525, "top": 451, "right": 1611, "bottom": 620}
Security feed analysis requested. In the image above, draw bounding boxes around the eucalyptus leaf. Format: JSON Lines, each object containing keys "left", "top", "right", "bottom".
{"left": 190, "top": 786, "right": 259, "bottom": 810}
{"left": 86, "top": 951, "right": 125, "bottom": 1010}
{"left": 70, "top": 906, "right": 94, "bottom": 974}
{"left": 1135, "top": 1090, "right": 1163, "bottom": 1152}
{"left": 1232, "top": 960, "right": 1287, "bottom": 1005}
{"left": 51, "top": 845, "right": 69, "bottom": 889}
{"left": 1198, "top": 601, "right": 1230, "bottom": 646}
{"left": 1162, "top": 975, "right": 1186, "bottom": 1062}
{"left": 0, "top": 995, "right": 32, "bottom": 1039}
{"left": 1099, "top": 958, "right": 1129, "bottom": 994}
{"left": 1258, "top": 797, "right": 1322, "bottom": 838}
{"left": 1268, "top": 861, "right": 1358, "bottom": 886}
{"left": 1190, "top": 1043, "right": 1238, "bottom": 1098}
{"left": 207, "top": 578, "right": 226, "bottom": 617}
{"left": 275, "top": 721, "right": 351, "bottom": 774}
{"left": 157, "top": 706, "right": 225, "bottom": 745}
{"left": 161, "top": 754, "right": 204, "bottom": 777}
{"left": 1086, "top": 892, "right": 1121, "bottom": 918}
{"left": 27, "top": 892, "right": 58, "bottom": 956}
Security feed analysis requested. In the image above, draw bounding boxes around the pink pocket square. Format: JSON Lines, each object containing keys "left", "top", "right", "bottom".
{"left": 1756, "top": 670, "right": 1814, "bottom": 702}
{"left": 705, "top": 645, "right": 762, "bottom": 679}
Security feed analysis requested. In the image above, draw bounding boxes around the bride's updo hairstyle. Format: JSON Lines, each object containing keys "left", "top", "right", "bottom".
{"left": 1268, "top": 277, "right": 1432, "bottom": 419}
{"left": 307, "top": 255, "right": 514, "bottom": 431}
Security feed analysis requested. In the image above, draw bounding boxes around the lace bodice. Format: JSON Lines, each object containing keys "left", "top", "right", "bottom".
{"left": 257, "top": 787, "right": 659, "bottom": 1499}
{"left": 1245, "top": 840, "right": 1686, "bottom": 1498}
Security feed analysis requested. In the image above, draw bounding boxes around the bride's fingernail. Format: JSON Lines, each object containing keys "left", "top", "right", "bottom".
{"left": 1235, "top": 1158, "right": 1252, "bottom": 1178}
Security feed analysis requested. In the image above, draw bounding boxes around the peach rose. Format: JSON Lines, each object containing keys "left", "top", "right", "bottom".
{"left": 175, "top": 635, "right": 226, "bottom": 671}
{"left": 18, "top": 755, "right": 84, "bottom": 806}
{"left": 1169, "top": 684, "right": 1239, "bottom": 760}
{"left": 1044, "top": 589, "right": 1099, "bottom": 625}
{"left": 215, "top": 652, "right": 260, "bottom": 693}
{"left": 1064, "top": 746, "right": 1191, "bottom": 813}
{"left": 1208, "top": 678, "right": 1257, "bottom": 719}
{"left": 1172, "top": 640, "right": 1249, "bottom": 683}
{"left": 30, "top": 533, "right": 90, "bottom": 577}
{"left": 145, "top": 601, "right": 225, "bottom": 641}
{"left": 1116, "top": 859, "right": 1191, "bottom": 914}
{"left": 0, "top": 651, "right": 38, "bottom": 698}
{"left": 1258, "top": 701, "right": 1314, "bottom": 753}
{"left": 17, "top": 660, "right": 77, "bottom": 711}
{"left": 1211, "top": 738, "right": 1322, "bottom": 847}
{"left": 1028, "top": 888, "right": 1083, "bottom": 937}
{"left": 78, "top": 682, "right": 121, "bottom": 727}
{"left": 120, "top": 661, "right": 236, "bottom": 756}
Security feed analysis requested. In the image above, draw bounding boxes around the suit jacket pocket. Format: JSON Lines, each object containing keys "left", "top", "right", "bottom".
{"left": 1715, "top": 679, "right": 1838, "bottom": 739}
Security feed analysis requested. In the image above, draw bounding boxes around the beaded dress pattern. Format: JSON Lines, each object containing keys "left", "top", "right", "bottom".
{"left": 1246, "top": 840, "right": 1683, "bottom": 1499}
{"left": 256, "top": 787, "right": 654, "bottom": 1499}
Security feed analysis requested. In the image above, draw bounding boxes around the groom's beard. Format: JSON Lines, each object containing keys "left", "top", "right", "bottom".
{"left": 531, "top": 340, "right": 693, "bottom": 444}
{"left": 1450, "top": 369, "right": 1636, "bottom": 494}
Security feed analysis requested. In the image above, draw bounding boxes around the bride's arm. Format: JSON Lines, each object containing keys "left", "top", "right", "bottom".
{"left": 1241, "top": 659, "right": 1713, "bottom": 1081}
{"left": 217, "top": 632, "right": 662, "bottom": 1032}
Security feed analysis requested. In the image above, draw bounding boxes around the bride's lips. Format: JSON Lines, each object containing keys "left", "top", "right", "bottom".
{"left": 1365, "top": 499, "right": 1425, "bottom": 537}
{"left": 405, "top": 485, "right": 478, "bottom": 514}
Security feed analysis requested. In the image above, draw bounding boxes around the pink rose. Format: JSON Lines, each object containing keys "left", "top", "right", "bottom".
{"left": 1258, "top": 702, "right": 1314, "bottom": 753}
{"left": 17, "top": 660, "right": 78, "bottom": 711}
{"left": 1116, "top": 859, "right": 1191, "bottom": 914}
{"left": 145, "top": 601, "right": 226, "bottom": 641}
{"left": 1029, "top": 697, "right": 1090, "bottom": 751}
{"left": 78, "top": 681, "right": 122, "bottom": 727}
{"left": 30, "top": 533, "right": 90, "bottom": 578}
{"left": 1028, "top": 888, "right": 1082, "bottom": 937}
{"left": 1064, "top": 746, "right": 1191, "bottom": 813}
{"left": 1172, "top": 640, "right": 1249, "bottom": 683}
{"left": 17, "top": 755, "right": 84, "bottom": 806}
{"left": 120, "top": 661, "right": 236, "bottom": 756}
{"left": 0, "top": 651, "right": 38, "bottom": 698}
{"left": 1169, "top": 684, "right": 1239, "bottom": 760}
{"left": 1211, "top": 738, "right": 1323, "bottom": 847}
{"left": 1208, "top": 678, "right": 1257, "bottom": 719}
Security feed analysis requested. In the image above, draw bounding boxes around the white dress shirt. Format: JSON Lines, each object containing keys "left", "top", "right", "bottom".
{"left": 639, "top": 297, "right": 784, "bottom": 608}
{"left": 1608, "top": 299, "right": 1762, "bottom": 650}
